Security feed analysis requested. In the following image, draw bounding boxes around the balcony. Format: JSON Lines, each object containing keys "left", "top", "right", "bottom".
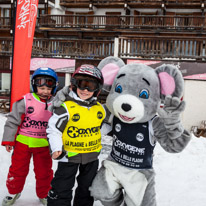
{"left": 32, "top": 38, "right": 114, "bottom": 59}
{"left": 0, "top": 0, "right": 52, "bottom": 5}
{"left": 0, "top": 17, "right": 12, "bottom": 30}
{"left": 0, "top": 0, "right": 12, "bottom": 4}
{"left": 38, "top": 15, "right": 206, "bottom": 33}
{"left": 1, "top": 36, "right": 206, "bottom": 61}
{"left": 119, "top": 36, "right": 206, "bottom": 61}
{"left": 1, "top": 14, "right": 205, "bottom": 33}
{"left": 38, "top": 0, "right": 53, "bottom": 3}
{"left": 28, "top": 36, "right": 206, "bottom": 61}
{"left": 60, "top": 0, "right": 206, "bottom": 8}
{"left": 0, "top": 38, "right": 12, "bottom": 56}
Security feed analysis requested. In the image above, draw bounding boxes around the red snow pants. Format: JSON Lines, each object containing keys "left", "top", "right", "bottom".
{"left": 6, "top": 141, "right": 53, "bottom": 198}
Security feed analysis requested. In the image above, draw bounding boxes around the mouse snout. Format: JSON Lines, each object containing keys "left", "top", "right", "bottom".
{"left": 121, "top": 103, "right": 131, "bottom": 112}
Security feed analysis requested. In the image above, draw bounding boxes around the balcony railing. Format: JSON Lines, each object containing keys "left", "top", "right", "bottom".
{"left": 119, "top": 36, "right": 206, "bottom": 60}
{"left": 0, "top": 0, "right": 49, "bottom": 4}
{"left": 0, "top": 38, "right": 13, "bottom": 56}
{"left": 1, "top": 14, "right": 206, "bottom": 31}
{"left": 0, "top": 17, "right": 12, "bottom": 29}
{"left": 32, "top": 39, "right": 114, "bottom": 58}
{"left": 164, "top": 0, "right": 204, "bottom": 3}
{"left": 60, "top": 0, "right": 206, "bottom": 4}
{"left": 38, "top": 15, "right": 206, "bottom": 31}
{"left": 59, "top": 0, "right": 206, "bottom": 8}
{"left": 1, "top": 37, "right": 206, "bottom": 61}
{"left": 0, "top": 0, "right": 12, "bottom": 3}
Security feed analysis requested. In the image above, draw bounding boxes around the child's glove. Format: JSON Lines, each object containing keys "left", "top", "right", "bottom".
{"left": 49, "top": 86, "right": 70, "bottom": 111}
{"left": 157, "top": 95, "right": 185, "bottom": 139}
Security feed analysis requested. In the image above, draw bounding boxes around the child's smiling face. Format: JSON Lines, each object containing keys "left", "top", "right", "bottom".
{"left": 36, "top": 86, "right": 52, "bottom": 99}
{"left": 76, "top": 87, "right": 94, "bottom": 100}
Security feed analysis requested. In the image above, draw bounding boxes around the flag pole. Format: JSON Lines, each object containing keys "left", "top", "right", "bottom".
{"left": 9, "top": 0, "right": 17, "bottom": 111}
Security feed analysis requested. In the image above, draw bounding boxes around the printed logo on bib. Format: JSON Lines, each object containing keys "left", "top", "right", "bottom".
{"left": 115, "top": 123, "right": 121, "bottom": 132}
{"left": 136, "top": 133, "right": 144, "bottom": 142}
{"left": 22, "top": 117, "right": 48, "bottom": 128}
{"left": 64, "top": 125, "right": 102, "bottom": 153}
{"left": 97, "top": 111, "right": 103, "bottom": 119}
{"left": 72, "top": 113, "right": 80, "bottom": 122}
{"left": 67, "top": 126, "right": 100, "bottom": 138}
{"left": 27, "top": 106, "right": 34, "bottom": 114}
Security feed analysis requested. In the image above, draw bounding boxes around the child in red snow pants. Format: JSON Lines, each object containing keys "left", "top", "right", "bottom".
{"left": 6, "top": 141, "right": 53, "bottom": 198}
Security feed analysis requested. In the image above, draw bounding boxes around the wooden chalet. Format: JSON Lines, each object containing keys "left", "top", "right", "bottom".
{"left": 1, "top": 0, "right": 206, "bottom": 103}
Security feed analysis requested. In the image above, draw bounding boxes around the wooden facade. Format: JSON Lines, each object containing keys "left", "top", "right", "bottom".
{"left": 1, "top": 0, "right": 206, "bottom": 68}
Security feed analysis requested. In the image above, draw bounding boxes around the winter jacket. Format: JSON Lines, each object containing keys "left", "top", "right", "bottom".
{"left": 47, "top": 90, "right": 106, "bottom": 164}
{"left": 2, "top": 93, "right": 54, "bottom": 147}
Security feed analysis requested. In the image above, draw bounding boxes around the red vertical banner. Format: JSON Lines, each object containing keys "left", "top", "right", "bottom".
{"left": 10, "top": 0, "right": 39, "bottom": 110}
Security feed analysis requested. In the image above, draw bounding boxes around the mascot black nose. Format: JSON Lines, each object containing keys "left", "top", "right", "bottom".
{"left": 121, "top": 103, "right": 131, "bottom": 112}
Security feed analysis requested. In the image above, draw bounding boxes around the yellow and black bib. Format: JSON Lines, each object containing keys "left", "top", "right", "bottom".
{"left": 62, "top": 101, "right": 105, "bottom": 153}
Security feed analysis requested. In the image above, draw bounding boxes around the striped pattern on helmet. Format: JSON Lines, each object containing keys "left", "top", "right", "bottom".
{"left": 78, "top": 64, "right": 102, "bottom": 80}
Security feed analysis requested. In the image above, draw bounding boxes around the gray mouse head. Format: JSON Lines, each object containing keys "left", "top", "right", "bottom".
{"left": 99, "top": 56, "right": 184, "bottom": 123}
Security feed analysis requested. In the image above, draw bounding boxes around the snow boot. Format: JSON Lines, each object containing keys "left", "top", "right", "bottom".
{"left": 2, "top": 193, "right": 21, "bottom": 206}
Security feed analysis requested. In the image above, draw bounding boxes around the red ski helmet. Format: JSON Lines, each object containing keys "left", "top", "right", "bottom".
{"left": 71, "top": 64, "right": 104, "bottom": 97}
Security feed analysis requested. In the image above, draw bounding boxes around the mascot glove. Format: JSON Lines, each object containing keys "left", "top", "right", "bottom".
{"left": 48, "top": 86, "right": 70, "bottom": 111}
{"left": 157, "top": 95, "right": 185, "bottom": 139}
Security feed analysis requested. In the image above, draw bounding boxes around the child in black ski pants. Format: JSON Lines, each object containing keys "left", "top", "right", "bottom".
{"left": 47, "top": 64, "right": 106, "bottom": 206}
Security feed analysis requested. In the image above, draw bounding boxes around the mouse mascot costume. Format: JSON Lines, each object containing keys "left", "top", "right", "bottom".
{"left": 89, "top": 57, "right": 191, "bottom": 206}
{"left": 50, "top": 56, "right": 191, "bottom": 206}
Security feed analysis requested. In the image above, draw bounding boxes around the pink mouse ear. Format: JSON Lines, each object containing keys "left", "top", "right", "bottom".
{"left": 158, "top": 72, "right": 175, "bottom": 96}
{"left": 101, "top": 63, "right": 121, "bottom": 85}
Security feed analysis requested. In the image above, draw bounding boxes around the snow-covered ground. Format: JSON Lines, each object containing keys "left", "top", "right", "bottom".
{"left": 0, "top": 113, "right": 206, "bottom": 206}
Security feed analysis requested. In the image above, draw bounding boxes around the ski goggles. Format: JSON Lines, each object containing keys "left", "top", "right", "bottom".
{"left": 34, "top": 77, "right": 56, "bottom": 88}
{"left": 75, "top": 79, "right": 99, "bottom": 92}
